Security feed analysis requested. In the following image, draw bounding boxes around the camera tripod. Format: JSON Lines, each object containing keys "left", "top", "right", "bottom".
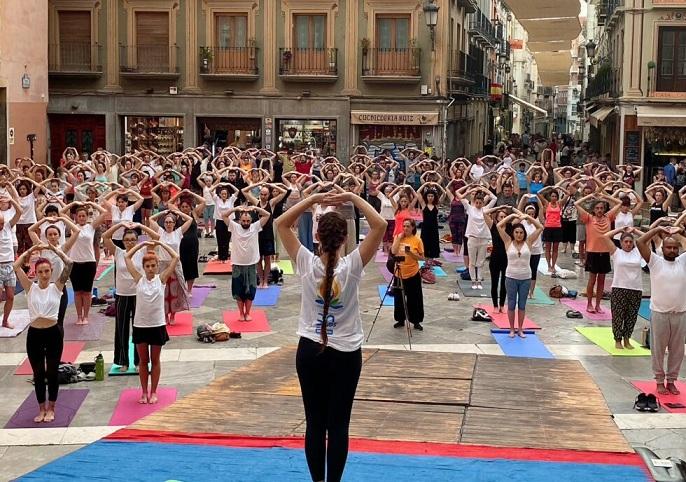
{"left": 366, "top": 255, "right": 413, "bottom": 349}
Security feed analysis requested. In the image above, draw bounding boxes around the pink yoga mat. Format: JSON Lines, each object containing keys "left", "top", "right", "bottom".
{"left": 378, "top": 264, "right": 393, "bottom": 283}
{"left": 5, "top": 389, "right": 89, "bottom": 428}
{"left": 474, "top": 305, "right": 541, "bottom": 330}
{"left": 375, "top": 250, "right": 388, "bottom": 263}
{"left": 632, "top": 381, "right": 686, "bottom": 414}
{"left": 15, "top": 342, "right": 85, "bottom": 376}
{"left": 94, "top": 261, "right": 113, "bottom": 279}
{"left": 561, "top": 299, "right": 612, "bottom": 321}
{"left": 63, "top": 312, "right": 108, "bottom": 341}
{"left": 167, "top": 312, "right": 193, "bottom": 336}
{"left": 223, "top": 310, "right": 271, "bottom": 333}
{"left": 190, "top": 286, "right": 213, "bottom": 308}
{"left": 443, "top": 250, "right": 464, "bottom": 264}
{"left": 108, "top": 387, "right": 178, "bottom": 426}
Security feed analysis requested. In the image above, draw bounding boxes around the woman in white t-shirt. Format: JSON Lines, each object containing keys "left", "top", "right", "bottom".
{"left": 13, "top": 178, "right": 40, "bottom": 272}
{"left": 457, "top": 185, "right": 496, "bottom": 289}
{"left": 61, "top": 202, "right": 108, "bottom": 325}
{"left": 125, "top": 240, "right": 179, "bottom": 405}
{"left": 601, "top": 226, "right": 644, "bottom": 350}
{"left": 372, "top": 184, "right": 397, "bottom": 254}
{"left": 611, "top": 192, "right": 642, "bottom": 248}
{"left": 275, "top": 190, "right": 386, "bottom": 482}
{"left": 196, "top": 174, "right": 216, "bottom": 238}
{"left": 104, "top": 188, "right": 145, "bottom": 249}
{"left": 149, "top": 209, "right": 193, "bottom": 324}
{"left": 103, "top": 221, "right": 160, "bottom": 372}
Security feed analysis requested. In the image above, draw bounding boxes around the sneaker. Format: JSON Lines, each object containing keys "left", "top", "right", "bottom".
{"left": 393, "top": 321, "right": 404, "bottom": 329}
{"left": 633, "top": 393, "right": 649, "bottom": 412}
{"left": 472, "top": 283, "right": 477, "bottom": 290}
{"left": 452, "top": 292, "right": 460, "bottom": 301}
{"left": 477, "top": 283, "right": 483, "bottom": 290}
{"left": 413, "top": 323, "right": 423, "bottom": 331}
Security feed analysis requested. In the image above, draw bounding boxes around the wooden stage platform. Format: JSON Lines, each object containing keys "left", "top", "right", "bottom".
{"left": 134, "top": 348, "right": 632, "bottom": 453}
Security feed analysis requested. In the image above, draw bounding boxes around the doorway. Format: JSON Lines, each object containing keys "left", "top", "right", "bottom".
{"left": 49, "top": 114, "right": 106, "bottom": 167}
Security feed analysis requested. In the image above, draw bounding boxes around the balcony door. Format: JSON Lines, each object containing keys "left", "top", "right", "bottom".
{"left": 375, "top": 15, "right": 411, "bottom": 75}
{"left": 135, "top": 12, "right": 169, "bottom": 71}
{"left": 657, "top": 27, "right": 686, "bottom": 92}
{"left": 215, "top": 14, "right": 248, "bottom": 73}
{"left": 58, "top": 11, "right": 91, "bottom": 70}
{"left": 293, "top": 14, "right": 326, "bottom": 73}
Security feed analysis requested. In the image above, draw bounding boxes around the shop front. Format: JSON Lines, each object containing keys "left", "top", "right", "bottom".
{"left": 350, "top": 111, "right": 439, "bottom": 160}
{"left": 123, "top": 116, "right": 184, "bottom": 155}
{"left": 197, "top": 117, "right": 262, "bottom": 152}
{"left": 276, "top": 119, "right": 337, "bottom": 156}
{"left": 636, "top": 105, "right": 686, "bottom": 180}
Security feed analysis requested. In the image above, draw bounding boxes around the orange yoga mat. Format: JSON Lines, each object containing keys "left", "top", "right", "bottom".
{"left": 222, "top": 309, "right": 271, "bottom": 333}
{"left": 202, "top": 260, "right": 233, "bottom": 275}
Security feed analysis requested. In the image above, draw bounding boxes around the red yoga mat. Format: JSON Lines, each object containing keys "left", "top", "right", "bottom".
{"left": 167, "top": 312, "right": 193, "bottom": 337}
{"left": 15, "top": 341, "right": 86, "bottom": 375}
{"left": 108, "top": 387, "right": 178, "bottom": 426}
{"left": 203, "top": 260, "right": 233, "bottom": 275}
{"left": 631, "top": 380, "right": 686, "bottom": 413}
{"left": 474, "top": 305, "right": 541, "bottom": 330}
{"left": 223, "top": 310, "right": 271, "bottom": 333}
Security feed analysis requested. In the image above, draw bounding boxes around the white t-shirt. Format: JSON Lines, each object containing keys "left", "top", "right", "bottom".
{"left": 68, "top": 224, "right": 96, "bottom": 263}
{"left": 27, "top": 283, "right": 62, "bottom": 322}
{"left": 202, "top": 186, "right": 215, "bottom": 206}
{"left": 156, "top": 226, "right": 182, "bottom": 261}
{"left": 469, "top": 164, "right": 485, "bottom": 181}
{"left": 296, "top": 246, "right": 364, "bottom": 352}
{"left": 111, "top": 205, "right": 135, "bottom": 240}
{"left": 41, "top": 221, "right": 66, "bottom": 247}
{"left": 228, "top": 220, "right": 262, "bottom": 266}
{"left": 613, "top": 212, "right": 634, "bottom": 240}
{"left": 312, "top": 204, "right": 336, "bottom": 241}
{"left": 17, "top": 194, "right": 36, "bottom": 224}
{"left": 0, "top": 217, "right": 14, "bottom": 263}
{"left": 115, "top": 247, "right": 144, "bottom": 296}
{"left": 378, "top": 193, "right": 395, "bottom": 220}
{"left": 462, "top": 199, "right": 496, "bottom": 239}
{"left": 648, "top": 252, "right": 686, "bottom": 313}
{"left": 523, "top": 220, "right": 543, "bottom": 255}
{"left": 611, "top": 248, "right": 642, "bottom": 292}
{"left": 133, "top": 275, "right": 166, "bottom": 328}
{"left": 213, "top": 194, "right": 236, "bottom": 221}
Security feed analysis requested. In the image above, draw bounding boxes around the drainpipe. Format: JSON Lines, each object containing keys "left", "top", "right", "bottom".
{"left": 443, "top": 96, "right": 456, "bottom": 160}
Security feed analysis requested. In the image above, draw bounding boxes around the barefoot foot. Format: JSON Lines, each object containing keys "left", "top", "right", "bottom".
{"left": 138, "top": 394, "right": 148, "bottom": 404}
{"left": 623, "top": 338, "right": 634, "bottom": 349}
{"left": 33, "top": 411, "right": 46, "bottom": 423}
{"left": 508, "top": 331, "right": 516, "bottom": 338}
{"left": 148, "top": 393, "right": 158, "bottom": 404}
{"left": 244, "top": 314, "right": 252, "bottom": 321}
{"left": 518, "top": 331, "right": 527, "bottom": 338}
{"left": 118, "top": 365, "right": 129, "bottom": 373}
{"left": 586, "top": 306, "right": 596, "bottom": 314}
{"left": 667, "top": 383, "right": 681, "bottom": 395}
{"left": 2, "top": 321, "right": 14, "bottom": 329}
{"left": 615, "top": 341, "right": 624, "bottom": 350}
{"left": 657, "top": 384, "right": 669, "bottom": 395}
{"left": 43, "top": 410, "right": 55, "bottom": 423}
{"left": 595, "top": 306, "right": 605, "bottom": 314}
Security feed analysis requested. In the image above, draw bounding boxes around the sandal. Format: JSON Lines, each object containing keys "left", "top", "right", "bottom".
{"left": 646, "top": 393, "right": 660, "bottom": 412}
{"left": 198, "top": 255, "right": 209, "bottom": 263}
{"left": 566, "top": 310, "right": 583, "bottom": 319}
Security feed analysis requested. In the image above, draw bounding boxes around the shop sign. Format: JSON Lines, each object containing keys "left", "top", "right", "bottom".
{"left": 8, "top": 128, "right": 14, "bottom": 145}
{"left": 510, "top": 39, "right": 523, "bottom": 49}
{"left": 351, "top": 111, "right": 439, "bottom": 126}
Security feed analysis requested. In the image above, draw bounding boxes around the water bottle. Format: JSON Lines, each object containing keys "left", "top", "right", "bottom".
{"left": 95, "top": 353, "right": 104, "bottom": 381}
{"left": 92, "top": 287, "right": 99, "bottom": 299}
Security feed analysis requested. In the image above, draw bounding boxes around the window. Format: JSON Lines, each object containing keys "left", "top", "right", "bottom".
{"left": 294, "top": 15, "right": 326, "bottom": 50}
{"left": 658, "top": 27, "right": 686, "bottom": 92}
{"left": 215, "top": 14, "right": 247, "bottom": 48}
{"left": 58, "top": 11, "right": 91, "bottom": 70}
{"left": 135, "top": 12, "right": 170, "bottom": 70}
{"left": 376, "top": 15, "right": 410, "bottom": 50}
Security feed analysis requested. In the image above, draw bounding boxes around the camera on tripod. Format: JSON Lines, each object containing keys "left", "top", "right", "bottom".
{"left": 391, "top": 255, "right": 405, "bottom": 262}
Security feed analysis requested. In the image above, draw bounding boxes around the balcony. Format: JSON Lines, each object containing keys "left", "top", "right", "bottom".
{"left": 468, "top": 10, "right": 497, "bottom": 47}
{"left": 448, "top": 51, "right": 476, "bottom": 95}
{"left": 199, "top": 47, "right": 259, "bottom": 81}
{"left": 279, "top": 48, "right": 338, "bottom": 82}
{"left": 602, "top": 0, "right": 624, "bottom": 28}
{"left": 48, "top": 42, "right": 102, "bottom": 78}
{"left": 361, "top": 48, "right": 421, "bottom": 83}
{"left": 471, "top": 74, "right": 489, "bottom": 98}
{"left": 586, "top": 63, "right": 620, "bottom": 99}
{"left": 455, "top": 0, "right": 477, "bottom": 13}
{"left": 120, "top": 45, "right": 180, "bottom": 79}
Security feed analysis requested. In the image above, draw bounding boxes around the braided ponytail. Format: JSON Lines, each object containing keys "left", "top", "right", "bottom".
{"left": 317, "top": 212, "right": 348, "bottom": 347}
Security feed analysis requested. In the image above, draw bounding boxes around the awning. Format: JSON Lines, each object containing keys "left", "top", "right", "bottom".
{"left": 509, "top": 94, "right": 548, "bottom": 116}
{"left": 636, "top": 105, "right": 686, "bottom": 127}
{"left": 590, "top": 106, "right": 615, "bottom": 128}
{"left": 534, "top": 50, "right": 572, "bottom": 86}
{"left": 505, "top": 0, "right": 580, "bottom": 20}
{"left": 528, "top": 40, "right": 571, "bottom": 53}
{"left": 520, "top": 17, "right": 582, "bottom": 43}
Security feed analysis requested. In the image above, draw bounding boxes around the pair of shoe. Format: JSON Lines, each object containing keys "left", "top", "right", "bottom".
{"left": 413, "top": 323, "right": 423, "bottom": 331}
{"left": 471, "top": 282, "right": 483, "bottom": 290}
{"left": 393, "top": 321, "right": 404, "bottom": 328}
{"left": 634, "top": 393, "right": 660, "bottom": 412}
{"left": 448, "top": 292, "right": 460, "bottom": 301}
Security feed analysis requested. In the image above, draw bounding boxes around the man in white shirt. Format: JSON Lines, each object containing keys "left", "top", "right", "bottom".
{"left": 638, "top": 225, "right": 686, "bottom": 395}
{"left": 469, "top": 158, "right": 485, "bottom": 182}
{"left": 224, "top": 206, "right": 271, "bottom": 321}
{"left": 0, "top": 196, "right": 22, "bottom": 328}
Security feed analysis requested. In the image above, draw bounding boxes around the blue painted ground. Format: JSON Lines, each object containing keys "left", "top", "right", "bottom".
{"left": 19, "top": 441, "right": 649, "bottom": 482}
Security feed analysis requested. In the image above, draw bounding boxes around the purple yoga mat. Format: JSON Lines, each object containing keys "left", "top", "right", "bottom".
{"left": 63, "top": 312, "right": 108, "bottom": 341}
{"left": 378, "top": 264, "right": 393, "bottom": 283}
{"left": 561, "top": 298, "right": 612, "bottom": 321}
{"left": 375, "top": 250, "right": 388, "bottom": 263}
{"left": 190, "top": 286, "right": 213, "bottom": 308}
{"left": 5, "top": 389, "right": 89, "bottom": 428}
{"left": 442, "top": 250, "right": 464, "bottom": 264}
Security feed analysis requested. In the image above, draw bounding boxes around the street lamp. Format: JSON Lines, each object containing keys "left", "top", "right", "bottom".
{"left": 423, "top": 0, "right": 439, "bottom": 51}
{"left": 585, "top": 39, "right": 597, "bottom": 60}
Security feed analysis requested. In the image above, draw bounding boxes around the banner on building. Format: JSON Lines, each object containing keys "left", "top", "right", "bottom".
{"left": 490, "top": 83, "right": 503, "bottom": 102}
{"left": 351, "top": 111, "right": 439, "bottom": 126}
{"left": 509, "top": 39, "right": 523, "bottom": 49}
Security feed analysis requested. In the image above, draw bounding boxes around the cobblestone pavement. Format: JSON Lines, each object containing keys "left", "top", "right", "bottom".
{"left": 0, "top": 234, "right": 685, "bottom": 479}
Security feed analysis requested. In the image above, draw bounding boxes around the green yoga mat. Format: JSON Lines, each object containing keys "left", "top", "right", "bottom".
{"left": 97, "top": 264, "right": 115, "bottom": 281}
{"left": 528, "top": 287, "right": 556, "bottom": 306}
{"left": 276, "top": 260, "right": 294, "bottom": 275}
{"left": 109, "top": 340, "right": 138, "bottom": 376}
{"left": 575, "top": 326, "right": 650, "bottom": 356}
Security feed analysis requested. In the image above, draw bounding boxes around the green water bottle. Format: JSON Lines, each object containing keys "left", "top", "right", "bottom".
{"left": 95, "top": 353, "right": 104, "bottom": 381}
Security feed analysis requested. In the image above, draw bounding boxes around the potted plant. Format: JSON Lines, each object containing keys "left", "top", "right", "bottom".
{"left": 360, "top": 37, "right": 370, "bottom": 54}
{"left": 200, "top": 46, "right": 213, "bottom": 73}
{"left": 248, "top": 38, "right": 257, "bottom": 59}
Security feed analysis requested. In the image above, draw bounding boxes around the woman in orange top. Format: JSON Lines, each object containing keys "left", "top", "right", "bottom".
{"left": 389, "top": 185, "right": 418, "bottom": 237}
{"left": 537, "top": 186, "right": 568, "bottom": 275}
{"left": 391, "top": 219, "right": 425, "bottom": 331}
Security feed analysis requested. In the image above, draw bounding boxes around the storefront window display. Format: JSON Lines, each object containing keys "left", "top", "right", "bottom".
{"left": 124, "top": 116, "right": 184, "bottom": 155}
{"left": 358, "top": 124, "right": 422, "bottom": 158}
{"left": 198, "top": 117, "right": 262, "bottom": 152}
{"left": 644, "top": 126, "right": 686, "bottom": 180}
{"left": 277, "top": 119, "right": 336, "bottom": 155}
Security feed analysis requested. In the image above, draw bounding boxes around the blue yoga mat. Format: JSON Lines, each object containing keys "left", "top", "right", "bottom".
{"left": 638, "top": 299, "right": 651, "bottom": 321}
{"left": 67, "top": 288, "right": 74, "bottom": 305}
{"left": 419, "top": 262, "right": 447, "bottom": 277}
{"left": 491, "top": 329, "right": 555, "bottom": 359}
{"left": 254, "top": 286, "right": 281, "bottom": 307}
{"left": 377, "top": 284, "right": 394, "bottom": 306}
{"left": 18, "top": 440, "right": 650, "bottom": 482}
{"left": 109, "top": 339, "right": 138, "bottom": 376}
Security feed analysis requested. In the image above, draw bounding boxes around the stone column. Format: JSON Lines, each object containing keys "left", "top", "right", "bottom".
{"left": 184, "top": 0, "right": 200, "bottom": 92}
{"left": 261, "top": 0, "right": 279, "bottom": 95}
{"left": 103, "top": 0, "right": 121, "bottom": 91}
{"left": 342, "top": 0, "right": 360, "bottom": 95}
{"left": 625, "top": 0, "right": 643, "bottom": 97}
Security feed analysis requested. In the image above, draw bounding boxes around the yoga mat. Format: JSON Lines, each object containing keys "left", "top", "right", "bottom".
{"left": 419, "top": 262, "right": 447, "bottom": 277}
{"left": 4, "top": 389, "right": 89, "bottom": 429}
{"left": 638, "top": 299, "right": 651, "bottom": 321}
{"left": 561, "top": 299, "right": 612, "bottom": 321}
{"left": 190, "top": 286, "right": 213, "bottom": 308}
{"left": 95, "top": 263, "right": 114, "bottom": 281}
{"left": 109, "top": 339, "right": 138, "bottom": 376}
{"left": 16, "top": 342, "right": 86, "bottom": 375}
{"left": 167, "top": 312, "right": 193, "bottom": 336}
{"left": 67, "top": 288, "right": 74, "bottom": 305}
{"left": 254, "top": 286, "right": 281, "bottom": 306}
{"left": 575, "top": 327, "right": 650, "bottom": 356}
{"left": 0, "top": 308, "right": 31, "bottom": 337}
{"left": 202, "top": 259, "right": 233, "bottom": 275}
{"left": 631, "top": 381, "right": 686, "bottom": 414}
{"left": 377, "top": 284, "right": 394, "bottom": 306}
{"left": 528, "top": 287, "right": 556, "bottom": 306}
{"left": 442, "top": 250, "right": 464, "bottom": 264}
{"left": 378, "top": 264, "right": 393, "bottom": 283}
{"left": 223, "top": 310, "right": 271, "bottom": 333}
{"left": 474, "top": 305, "right": 541, "bottom": 330}
{"left": 457, "top": 278, "right": 491, "bottom": 298}
{"left": 537, "top": 257, "right": 561, "bottom": 275}
{"left": 108, "top": 387, "right": 178, "bottom": 426}
{"left": 455, "top": 266, "right": 468, "bottom": 273}
{"left": 62, "top": 312, "right": 107, "bottom": 341}
{"left": 276, "top": 260, "right": 294, "bottom": 275}
{"left": 491, "top": 329, "right": 555, "bottom": 359}
{"left": 375, "top": 250, "right": 388, "bottom": 263}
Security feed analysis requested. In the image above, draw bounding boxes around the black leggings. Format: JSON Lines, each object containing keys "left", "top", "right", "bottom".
{"left": 215, "top": 220, "right": 231, "bottom": 261}
{"left": 114, "top": 294, "right": 139, "bottom": 367}
{"left": 57, "top": 286, "right": 68, "bottom": 332}
{"left": 26, "top": 325, "right": 64, "bottom": 404}
{"left": 489, "top": 261, "right": 507, "bottom": 308}
{"left": 296, "top": 337, "right": 362, "bottom": 482}
{"left": 394, "top": 272, "right": 424, "bottom": 325}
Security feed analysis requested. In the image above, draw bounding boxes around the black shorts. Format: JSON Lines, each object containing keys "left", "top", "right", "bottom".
{"left": 562, "top": 220, "right": 576, "bottom": 244}
{"left": 142, "top": 197, "right": 154, "bottom": 210}
{"left": 258, "top": 238, "right": 276, "bottom": 256}
{"left": 585, "top": 252, "right": 612, "bottom": 274}
{"left": 69, "top": 261, "right": 97, "bottom": 292}
{"left": 132, "top": 325, "right": 169, "bottom": 346}
{"left": 529, "top": 254, "right": 542, "bottom": 281}
{"left": 542, "top": 227, "right": 563, "bottom": 243}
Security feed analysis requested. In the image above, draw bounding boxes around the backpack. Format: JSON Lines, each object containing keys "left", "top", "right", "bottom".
{"left": 196, "top": 323, "right": 215, "bottom": 343}
{"left": 549, "top": 285, "right": 564, "bottom": 298}
{"left": 58, "top": 363, "right": 79, "bottom": 384}
{"left": 210, "top": 322, "right": 231, "bottom": 342}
